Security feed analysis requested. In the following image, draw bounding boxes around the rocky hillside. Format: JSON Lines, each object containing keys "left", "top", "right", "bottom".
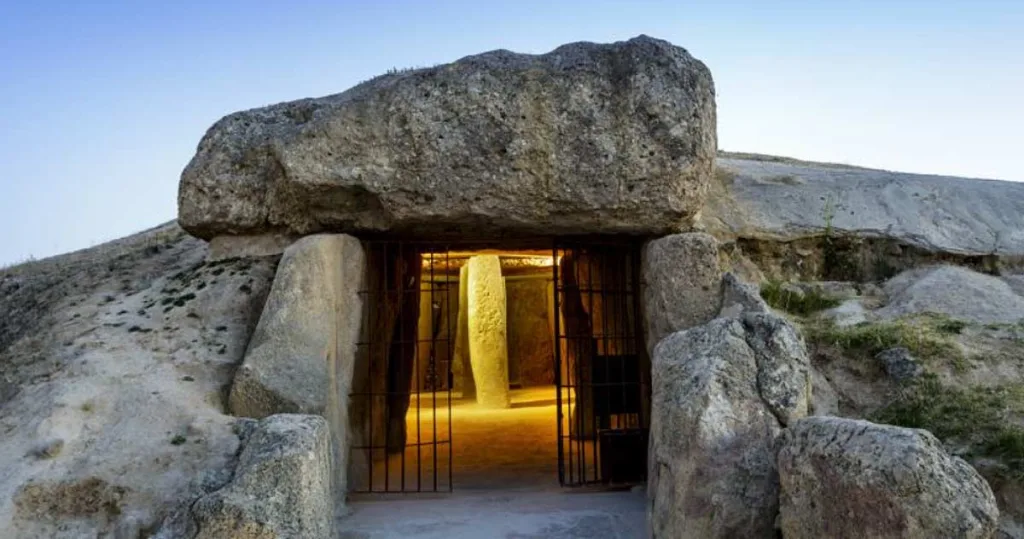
{"left": 708, "top": 152, "right": 1024, "bottom": 282}
{"left": 758, "top": 267, "right": 1024, "bottom": 537}
{"left": 0, "top": 222, "right": 277, "bottom": 537}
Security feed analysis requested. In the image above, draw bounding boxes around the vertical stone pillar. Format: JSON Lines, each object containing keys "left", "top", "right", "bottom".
{"left": 467, "top": 255, "right": 510, "bottom": 408}
{"left": 642, "top": 232, "right": 722, "bottom": 354}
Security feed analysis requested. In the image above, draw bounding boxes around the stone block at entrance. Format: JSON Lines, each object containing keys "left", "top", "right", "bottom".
{"left": 227, "top": 233, "right": 365, "bottom": 502}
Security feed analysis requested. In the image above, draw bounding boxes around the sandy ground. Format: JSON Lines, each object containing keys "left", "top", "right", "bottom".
{"left": 358, "top": 386, "right": 607, "bottom": 492}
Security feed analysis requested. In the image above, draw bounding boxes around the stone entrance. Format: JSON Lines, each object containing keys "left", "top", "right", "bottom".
{"left": 177, "top": 35, "right": 721, "bottom": 536}
{"left": 346, "top": 238, "right": 651, "bottom": 493}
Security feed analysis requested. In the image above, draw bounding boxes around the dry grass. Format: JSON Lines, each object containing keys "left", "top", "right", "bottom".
{"left": 873, "top": 375, "right": 1024, "bottom": 479}
{"left": 760, "top": 281, "right": 842, "bottom": 316}
{"left": 803, "top": 313, "right": 966, "bottom": 369}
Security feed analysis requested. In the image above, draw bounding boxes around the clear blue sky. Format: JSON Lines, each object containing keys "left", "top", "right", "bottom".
{"left": 1, "top": 0, "right": 1022, "bottom": 265}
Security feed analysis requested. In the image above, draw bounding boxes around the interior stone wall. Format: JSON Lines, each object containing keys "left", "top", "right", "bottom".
{"left": 506, "top": 277, "right": 555, "bottom": 387}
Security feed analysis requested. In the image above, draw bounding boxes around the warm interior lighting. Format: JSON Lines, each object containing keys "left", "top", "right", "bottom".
{"left": 421, "top": 251, "right": 560, "bottom": 269}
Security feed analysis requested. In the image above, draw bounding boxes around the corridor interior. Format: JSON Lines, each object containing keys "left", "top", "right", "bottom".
{"left": 349, "top": 245, "right": 644, "bottom": 494}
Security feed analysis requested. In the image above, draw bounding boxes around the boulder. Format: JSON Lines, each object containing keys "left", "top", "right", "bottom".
{"left": 178, "top": 36, "right": 716, "bottom": 240}
{"left": 875, "top": 347, "right": 923, "bottom": 382}
{"left": 191, "top": 414, "right": 335, "bottom": 539}
{"left": 716, "top": 271, "right": 769, "bottom": 318}
{"left": 642, "top": 232, "right": 722, "bottom": 353}
{"left": 878, "top": 265, "right": 1024, "bottom": 324}
{"left": 648, "top": 312, "right": 810, "bottom": 539}
{"left": 778, "top": 416, "right": 999, "bottom": 539}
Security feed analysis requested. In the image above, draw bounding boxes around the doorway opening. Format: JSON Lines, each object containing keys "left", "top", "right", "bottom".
{"left": 347, "top": 239, "right": 649, "bottom": 494}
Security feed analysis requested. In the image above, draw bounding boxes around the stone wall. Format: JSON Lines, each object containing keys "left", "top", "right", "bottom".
{"left": 506, "top": 277, "right": 555, "bottom": 387}
{"left": 226, "top": 234, "right": 365, "bottom": 507}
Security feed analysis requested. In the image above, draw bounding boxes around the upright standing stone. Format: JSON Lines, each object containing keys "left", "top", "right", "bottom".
{"left": 226, "top": 234, "right": 364, "bottom": 505}
{"left": 642, "top": 232, "right": 722, "bottom": 353}
{"left": 467, "top": 256, "right": 510, "bottom": 408}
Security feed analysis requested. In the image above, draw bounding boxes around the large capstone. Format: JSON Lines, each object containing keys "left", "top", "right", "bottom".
{"left": 178, "top": 36, "right": 716, "bottom": 239}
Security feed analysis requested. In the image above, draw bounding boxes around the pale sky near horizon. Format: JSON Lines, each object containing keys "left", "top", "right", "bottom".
{"left": 1, "top": 0, "right": 1022, "bottom": 265}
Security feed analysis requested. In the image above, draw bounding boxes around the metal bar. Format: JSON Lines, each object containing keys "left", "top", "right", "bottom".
{"left": 446, "top": 246, "right": 454, "bottom": 492}
{"left": 402, "top": 254, "right": 412, "bottom": 493}
{"left": 374, "top": 241, "right": 386, "bottom": 492}
{"left": 552, "top": 243, "right": 565, "bottom": 486}
{"left": 599, "top": 248, "right": 611, "bottom": 480}
{"left": 431, "top": 249, "right": 438, "bottom": 492}
{"left": 574, "top": 244, "right": 584, "bottom": 485}
{"left": 587, "top": 247, "right": 598, "bottom": 483}
{"left": 632, "top": 246, "right": 647, "bottom": 431}
{"left": 353, "top": 440, "right": 451, "bottom": 449}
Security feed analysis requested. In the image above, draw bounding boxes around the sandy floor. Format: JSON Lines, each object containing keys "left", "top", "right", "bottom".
{"left": 362, "top": 386, "right": 591, "bottom": 492}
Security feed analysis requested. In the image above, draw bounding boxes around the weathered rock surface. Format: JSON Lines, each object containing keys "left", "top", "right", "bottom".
{"left": 178, "top": 36, "right": 716, "bottom": 239}
{"left": 648, "top": 312, "right": 810, "bottom": 539}
{"left": 229, "top": 234, "right": 365, "bottom": 418}
{"left": 190, "top": 414, "right": 335, "bottom": 539}
{"left": 809, "top": 367, "right": 839, "bottom": 416}
{"left": 716, "top": 271, "right": 769, "bottom": 318}
{"left": 0, "top": 222, "right": 277, "bottom": 538}
{"left": 705, "top": 153, "right": 1024, "bottom": 257}
{"left": 877, "top": 265, "right": 1024, "bottom": 324}
{"left": 875, "top": 347, "right": 923, "bottom": 382}
{"left": 778, "top": 416, "right": 999, "bottom": 539}
{"left": 822, "top": 298, "right": 869, "bottom": 327}
{"left": 467, "top": 255, "right": 510, "bottom": 408}
{"left": 642, "top": 232, "right": 722, "bottom": 353}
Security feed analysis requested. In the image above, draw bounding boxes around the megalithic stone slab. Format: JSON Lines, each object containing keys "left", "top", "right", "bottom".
{"left": 466, "top": 255, "right": 510, "bottom": 409}
{"left": 178, "top": 36, "right": 716, "bottom": 240}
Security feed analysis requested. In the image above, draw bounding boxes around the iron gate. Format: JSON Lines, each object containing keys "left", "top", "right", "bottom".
{"left": 553, "top": 240, "right": 649, "bottom": 486}
{"left": 349, "top": 241, "right": 455, "bottom": 493}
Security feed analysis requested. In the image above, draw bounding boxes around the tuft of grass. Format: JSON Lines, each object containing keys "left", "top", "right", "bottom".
{"left": 170, "top": 435, "right": 187, "bottom": 446}
{"left": 760, "top": 281, "right": 842, "bottom": 316}
{"left": 935, "top": 318, "right": 968, "bottom": 335}
{"left": 873, "top": 376, "right": 1024, "bottom": 477}
{"left": 805, "top": 314, "right": 964, "bottom": 366}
